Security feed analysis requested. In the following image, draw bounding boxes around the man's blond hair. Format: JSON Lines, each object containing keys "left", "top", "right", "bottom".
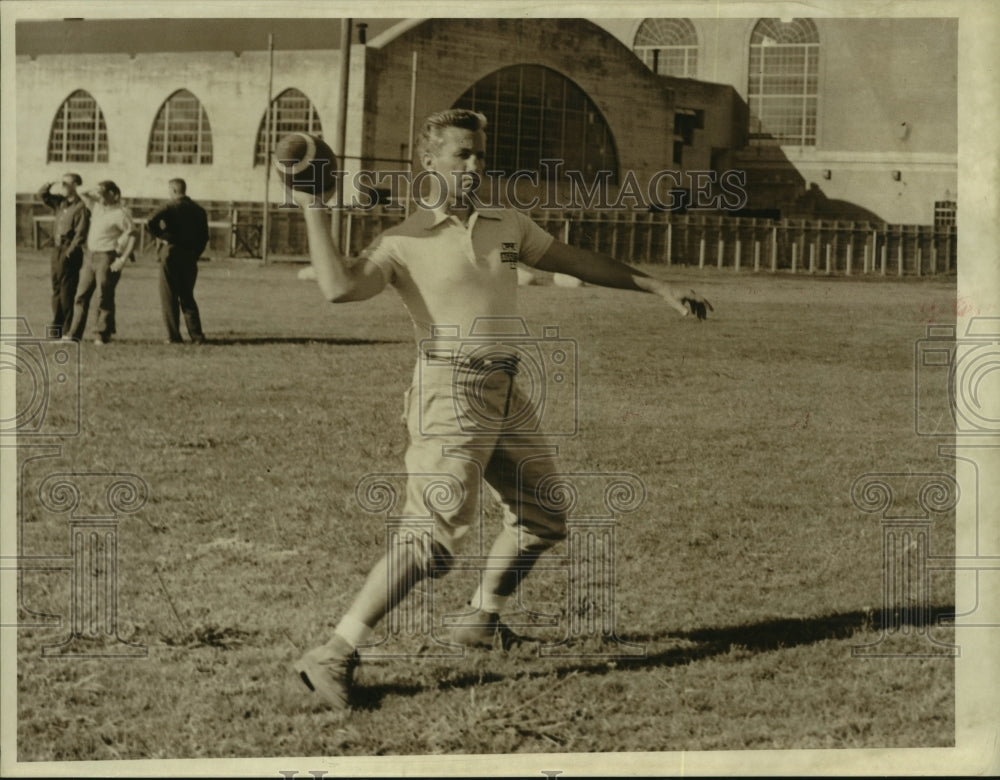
{"left": 416, "top": 108, "right": 488, "bottom": 161}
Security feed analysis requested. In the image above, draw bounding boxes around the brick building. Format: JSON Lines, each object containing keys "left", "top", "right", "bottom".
{"left": 14, "top": 16, "right": 957, "bottom": 227}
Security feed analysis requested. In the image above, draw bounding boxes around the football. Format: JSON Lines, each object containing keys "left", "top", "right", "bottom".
{"left": 273, "top": 133, "right": 340, "bottom": 197}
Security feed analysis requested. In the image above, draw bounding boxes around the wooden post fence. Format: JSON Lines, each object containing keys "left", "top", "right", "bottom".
{"left": 158, "top": 204, "right": 959, "bottom": 276}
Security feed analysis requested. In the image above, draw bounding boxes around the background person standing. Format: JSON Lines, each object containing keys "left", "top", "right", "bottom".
{"left": 70, "top": 180, "right": 136, "bottom": 344}
{"left": 147, "top": 178, "right": 209, "bottom": 344}
{"left": 37, "top": 174, "right": 90, "bottom": 337}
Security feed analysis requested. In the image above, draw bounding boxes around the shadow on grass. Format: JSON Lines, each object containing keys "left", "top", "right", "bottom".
{"left": 350, "top": 605, "right": 955, "bottom": 710}
{"left": 198, "top": 336, "right": 405, "bottom": 346}
{"left": 350, "top": 680, "right": 445, "bottom": 712}
{"left": 88, "top": 336, "right": 406, "bottom": 346}
{"left": 75, "top": 336, "right": 405, "bottom": 347}
{"left": 628, "top": 604, "right": 957, "bottom": 650}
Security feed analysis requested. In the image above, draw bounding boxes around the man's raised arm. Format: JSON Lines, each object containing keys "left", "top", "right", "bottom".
{"left": 37, "top": 182, "right": 59, "bottom": 211}
{"left": 292, "top": 190, "right": 389, "bottom": 304}
{"left": 535, "top": 239, "right": 713, "bottom": 319}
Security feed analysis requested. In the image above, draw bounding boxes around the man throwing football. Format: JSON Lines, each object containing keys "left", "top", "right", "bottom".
{"left": 285, "top": 109, "right": 711, "bottom": 713}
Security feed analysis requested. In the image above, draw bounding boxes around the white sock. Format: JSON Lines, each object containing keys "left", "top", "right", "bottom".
{"left": 332, "top": 614, "right": 372, "bottom": 650}
{"left": 471, "top": 586, "right": 507, "bottom": 614}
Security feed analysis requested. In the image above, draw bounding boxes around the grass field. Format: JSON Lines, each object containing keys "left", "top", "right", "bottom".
{"left": 13, "top": 247, "right": 958, "bottom": 759}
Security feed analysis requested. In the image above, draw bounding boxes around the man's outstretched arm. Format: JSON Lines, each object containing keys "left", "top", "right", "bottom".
{"left": 535, "top": 239, "right": 713, "bottom": 319}
{"left": 292, "top": 190, "right": 389, "bottom": 303}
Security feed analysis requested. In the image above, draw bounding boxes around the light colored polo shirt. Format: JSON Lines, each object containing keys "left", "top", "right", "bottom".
{"left": 363, "top": 206, "right": 554, "bottom": 343}
{"left": 86, "top": 201, "right": 135, "bottom": 253}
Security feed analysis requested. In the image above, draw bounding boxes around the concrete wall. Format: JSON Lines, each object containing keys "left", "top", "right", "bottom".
{"left": 597, "top": 17, "right": 957, "bottom": 153}
{"left": 16, "top": 50, "right": 343, "bottom": 202}
{"left": 594, "top": 17, "right": 957, "bottom": 222}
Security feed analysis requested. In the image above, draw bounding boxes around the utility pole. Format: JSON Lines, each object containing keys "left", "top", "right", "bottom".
{"left": 262, "top": 33, "right": 275, "bottom": 263}
{"left": 331, "top": 19, "right": 352, "bottom": 253}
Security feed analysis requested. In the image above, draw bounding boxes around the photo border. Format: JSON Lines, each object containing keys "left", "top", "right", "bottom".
{"left": 2, "top": 1, "right": 997, "bottom": 776}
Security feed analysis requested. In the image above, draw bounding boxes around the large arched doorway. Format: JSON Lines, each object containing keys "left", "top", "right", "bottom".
{"left": 452, "top": 64, "right": 619, "bottom": 183}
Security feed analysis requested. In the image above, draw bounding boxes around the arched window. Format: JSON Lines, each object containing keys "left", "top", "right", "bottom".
{"left": 453, "top": 65, "right": 618, "bottom": 182}
{"left": 47, "top": 90, "right": 109, "bottom": 163}
{"left": 633, "top": 19, "right": 698, "bottom": 78}
{"left": 254, "top": 88, "right": 323, "bottom": 166}
{"left": 147, "top": 89, "right": 213, "bottom": 164}
{"left": 748, "top": 18, "right": 820, "bottom": 146}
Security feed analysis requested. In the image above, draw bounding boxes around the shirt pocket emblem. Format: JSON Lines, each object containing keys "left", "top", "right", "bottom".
{"left": 500, "top": 242, "right": 519, "bottom": 267}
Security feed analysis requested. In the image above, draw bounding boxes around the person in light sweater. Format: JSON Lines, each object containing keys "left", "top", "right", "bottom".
{"left": 69, "top": 180, "right": 136, "bottom": 345}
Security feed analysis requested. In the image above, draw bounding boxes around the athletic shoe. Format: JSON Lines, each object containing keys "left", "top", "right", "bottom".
{"left": 293, "top": 638, "right": 358, "bottom": 711}
{"left": 450, "top": 610, "right": 524, "bottom": 650}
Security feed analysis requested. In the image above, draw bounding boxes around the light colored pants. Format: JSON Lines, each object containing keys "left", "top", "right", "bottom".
{"left": 70, "top": 250, "right": 120, "bottom": 341}
{"left": 399, "top": 356, "right": 568, "bottom": 572}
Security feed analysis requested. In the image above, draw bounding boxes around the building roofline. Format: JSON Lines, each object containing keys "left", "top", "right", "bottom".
{"left": 365, "top": 18, "right": 427, "bottom": 49}
{"left": 15, "top": 18, "right": 403, "bottom": 56}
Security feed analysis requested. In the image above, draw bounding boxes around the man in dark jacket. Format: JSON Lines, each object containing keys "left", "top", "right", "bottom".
{"left": 38, "top": 174, "right": 90, "bottom": 337}
{"left": 147, "top": 178, "right": 209, "bottom": 344}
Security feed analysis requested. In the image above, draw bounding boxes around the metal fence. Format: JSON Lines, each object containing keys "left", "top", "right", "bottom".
{"left": 18, "top": 196, "right": 956, "bottom": 276}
